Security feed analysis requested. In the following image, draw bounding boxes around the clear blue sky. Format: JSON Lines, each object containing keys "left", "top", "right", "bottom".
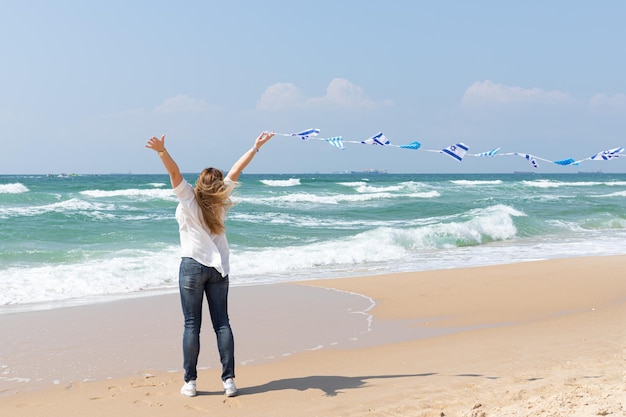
{"left": 1, "top": 0, "right": 625, "bottom": 174}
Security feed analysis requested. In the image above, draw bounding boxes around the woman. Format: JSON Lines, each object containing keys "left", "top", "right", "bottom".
{"left": 145, "top": 131, "right": 274, "bottom": 398}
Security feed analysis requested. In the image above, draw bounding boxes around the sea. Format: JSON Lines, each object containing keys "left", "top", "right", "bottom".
{"left": 1, "top": 172, "right": 625, "bottom": 314}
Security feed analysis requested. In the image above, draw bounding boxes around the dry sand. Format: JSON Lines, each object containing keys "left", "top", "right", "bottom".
{"left": 1, "top": 255, "right": 624, "bottom": 416}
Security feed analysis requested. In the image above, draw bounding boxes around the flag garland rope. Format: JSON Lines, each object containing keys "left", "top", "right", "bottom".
{"left": 277, "top": 129, "right": 624, "bottom": 169}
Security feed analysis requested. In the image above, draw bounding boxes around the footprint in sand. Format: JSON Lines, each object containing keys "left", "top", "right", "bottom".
{"left": 130, "top": 375, "right": 167, "bottom": 388}
{"left": 16, "top": 403, "right": 40, "bottom": 408}
{"left": 223, "top": 397, "right": 242, "bottom": 408}
{"left": 90, "top": 385, "right": 123, "bottom": 400}
{"left": 133, "top": 399, "right": 164, "bottom": 407}
{"left": 184, "top": 403, "right": 209, "bottom": 413}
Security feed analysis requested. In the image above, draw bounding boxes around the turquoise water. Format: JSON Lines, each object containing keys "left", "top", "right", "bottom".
{"left": 1, "top": 172, "right": 625, "bottom": 311}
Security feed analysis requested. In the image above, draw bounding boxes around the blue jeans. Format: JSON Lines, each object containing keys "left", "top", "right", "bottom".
{"left": 179, "top": 257, "right": 235, "bottom": 382}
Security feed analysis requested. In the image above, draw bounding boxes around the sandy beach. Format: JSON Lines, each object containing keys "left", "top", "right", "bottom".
{"left": 1, "top": 255, "right": 624, "bottom": 416}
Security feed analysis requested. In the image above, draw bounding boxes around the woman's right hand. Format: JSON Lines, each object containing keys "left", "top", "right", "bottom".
{"left": 146, "top": 135, "right": 166, "bottom": 152}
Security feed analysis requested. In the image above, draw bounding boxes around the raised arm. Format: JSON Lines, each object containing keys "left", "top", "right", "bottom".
{"left": 226, "top": 131, "right": 275, "bottom": 182}
{"left": 145, "top": 134, "right": 183, "bottom": 188}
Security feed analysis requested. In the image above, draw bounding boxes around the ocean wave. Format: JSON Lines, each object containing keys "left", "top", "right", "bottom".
{"left": 237, "top": 190, "right": 440, "bottom": 205}
{"left": 259, "top": 178, "right": 301, "bottom": 187}
{"left": 522, "top": 179, "right": 625, "bottom": 188}
{"left": 230, "top": 204, "right": 523, "bottom": 231}
{"left": 449, "top": 180, "right": 503, "bottom": 186}
{"left": 519, "top": 194, "right": 572, "bottom": 202}
{"left": 0, "top": 248, "right": 180, "bottom": 306}
{"left": 230, "top": 212, "right": 434, "bottom": 229}
{"left": 340, "top": 180, "right": 429, "bottom": 194}
{"left": 577, "top": 214, "right": 626, "bottom": 230}
{"left": 593, "top": 190, "right": 626, "bottom": 198}
{"left": 0, "top": 198, "right": 116, "bottom": 219}
{"left": 337, "top": 181, "right": 369, "bottom": 187}
{"left": 231, "top": 204, "right": 522, "bottom": 279}
{"left": 80, "top": 188, "right": 175, "bottom": 200}
{"left": 0, "top": 183, "right": 29, "bottom": 194}
{"left": 545, "top": 217, "right": 626, "bottom": 233}
{"left": 235, "top": 216, "right": 623, "bottom": 277}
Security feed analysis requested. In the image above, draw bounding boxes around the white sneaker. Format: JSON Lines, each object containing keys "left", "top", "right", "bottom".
{"left": 180, "top": 380, "right": 197, "bottom": 397}
{"left": 223, "top": 378, "right": 237, "bottom": 397}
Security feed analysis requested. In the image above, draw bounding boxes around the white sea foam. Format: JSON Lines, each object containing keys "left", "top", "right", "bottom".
{"left": 593, "top": 190, "right": 626, "bottom": 198}
{"left": 237, "top": 190, "right": 439, "bottom": 205}
{"left": 232, "top": 231, "right": 626, "bottom": 287}
{"left": 230, "top": 212, "right": 433, "bottom": 229}
{"left": 231, "top": 204, "right": 524, "bottom": 282}
{"left": 230, "top": 206, "right": 521, "bottom": 231}
{"left": 0, "top": 198, "right": 117, "bottom": 219}
{"left": 522, "top": 180, "right": 626, "bottom": 188}
{"left": 340, "top": 180, "right": 430, "bottom": 194}
{"left": 339, "top": 181, "right": 404, "bottom": 193}
{"left": 522, "top": 180, "right": 565, "bottom": 188}
{"left": 260, "top": 178, "right": 301, "bottom": 187}
{"left": 0, "top": 183, "right": 29, "bottom": 194}
{"left": 546, "top": 219, "right": 588, "bottom": 233}
{"left": 337, "top": 181, "right": 368, "bottom": 187}
{"left": 80, "top": 188, "right": 175, "bottom": 200}
{"left": 450, "top": 180, "right": 503, "bottom": 186}
{"left": 0, "top": 247, "right": 180, "bottom": 307}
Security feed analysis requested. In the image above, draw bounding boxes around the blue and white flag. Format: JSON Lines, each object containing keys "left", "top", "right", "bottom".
{"left": 442, "top": 143, "right": 469, "bottom": 162}
{"left": 590, "top": 147, "right": 624, "bottom": 160}
{"left": 290, "top": 128, "right": 321, "bottom": 140}
{"left": 325, "top": 136, "right": 345, "bottom": 150}
{"left": 473, "top": 147, "right": 500, "bottom": 157}
{"left": 515, "top": 153, "right": 539, "bottom": 168}
{"left": 361, "top": 132, "right": 390, "bottom": 146}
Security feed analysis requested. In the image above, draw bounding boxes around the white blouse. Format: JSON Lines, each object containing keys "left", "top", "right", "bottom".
{"left": 173, "top": 177, "right": 234, "bottom": 277}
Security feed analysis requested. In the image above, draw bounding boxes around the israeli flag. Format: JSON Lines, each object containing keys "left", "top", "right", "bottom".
{"left": 442, "top": 143, "right": 469, "bottom": 162}
{"left": 291, "top": 128, "right": 321, "bottom": 140}
{"left": 590, "top": 147, "right": 624, "bottom": 160}
{"left": 518, "top": 153, "right": 539, "bottom": 168}
{"left": 361, "top": 132, "right": 390, "bottom": 146}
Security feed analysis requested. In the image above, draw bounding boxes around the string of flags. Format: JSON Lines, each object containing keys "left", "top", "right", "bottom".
{"left": 277, "top": 129, "right": 624, "bottom": 169}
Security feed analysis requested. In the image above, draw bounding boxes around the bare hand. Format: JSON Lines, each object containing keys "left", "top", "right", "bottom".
{"left": 145, "top": 135, "right": 166, "bottom": 152}
{"left": 254, "top": 131, "right": 275, "bottom": 151}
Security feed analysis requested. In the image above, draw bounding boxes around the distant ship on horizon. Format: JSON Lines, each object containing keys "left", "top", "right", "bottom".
{"left": 336, "top": 169, "right": 388, "bottom": 174}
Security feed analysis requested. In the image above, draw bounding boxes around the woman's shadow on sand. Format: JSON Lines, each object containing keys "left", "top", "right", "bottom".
{"left": 238, "top": 373, "right": 437, "bottom": 397}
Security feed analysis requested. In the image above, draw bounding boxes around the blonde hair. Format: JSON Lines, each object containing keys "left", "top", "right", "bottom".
{"left": 194, "top": 167, "right": 233, "bottom": 235}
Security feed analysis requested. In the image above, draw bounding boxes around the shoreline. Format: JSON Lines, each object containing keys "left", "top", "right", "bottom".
{"left": 1, "top": 255, "right": 624, "bottom": 416}
{"left": 1, "top": 251, "right": 622, "bottom": 318}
